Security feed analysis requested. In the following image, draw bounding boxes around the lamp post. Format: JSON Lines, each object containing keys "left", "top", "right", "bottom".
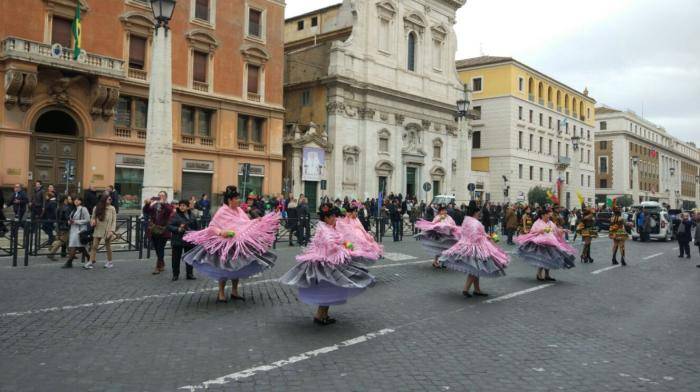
{"left": 455, "top": 83, "right": 471, "bottom": 203}
{"left": 669, "top": 166, "right": 676, "bottom": 208}
{"left": 631, "top": 156, "right": 640, "bottom": 203}
{"left": 142, "top": 0, "right": 177, "bottom": 200}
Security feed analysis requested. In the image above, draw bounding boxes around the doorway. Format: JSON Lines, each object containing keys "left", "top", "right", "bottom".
{"left": 304, "top": 181, "right": 318, "bottom": 212}
{"left": 31, "top": 110, "right": 81, "bottom": 194}
{"left": 406, "top": 167, "right": 416, "bottom": 199}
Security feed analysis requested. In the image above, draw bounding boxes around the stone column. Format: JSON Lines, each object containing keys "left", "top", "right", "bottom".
{"left": 454, "top": 117, "right": 471, "bottom": 203}
{"left": 291, "top": 148, "right": 302, "bottom": 197}
{"left": 142, "top": 26, "right": 174, "bottom": 200}
{"left": 631, "top": 161, "right": 640, "bottom": 204}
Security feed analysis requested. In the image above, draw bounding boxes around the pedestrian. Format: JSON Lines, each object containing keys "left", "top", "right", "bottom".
{"left": 296, "top": 197, "right": 309, "bottom": 246}
{"left": 30, "top": 181, "right": 45, "bottom": 233}
{"left": 106, "top": 185, "right": 120, "bottom": 214}
{"left": 504, "top": 205, "right": 518, "bottom": 245}
{"left": 286, "top": 198, "right": 299, "bottom": 246}
{"left": 62, "top": 197, "right": 91, "bottom": 268}
{"left": 415, "top": 205, "right": 459, "bottom": 269}
{"left": 389, "top": 199, "right": 402, "bottom": 242}
{"left": 481, "top": 201, "right": 492, "bottom": 234}
{"left": 143, "top": 191, "right": 174, "bottom": 275}
{"left": 280, "top": 203, "right": 375, "bottom": 325}
{"left": 183, "top": 186, "right": 279, "bottom": 302}
{"left": 168, "top": 200, "right": 199, "bottom": 281}
{"left": 86, "top": 194, "right": 116, "bottom": 269}
{"left": 440, "top": 201, "right": 509, "bottom": 297}
{"left": 197, "top": 193, "right": 211, "bottom": 220}
{"left": 41, "top": 191, "right": 58, "bottom": 244}
{"left": 578, "top": 205, "right": 598, "bottom": 263}
{"left": 519, "top": 205, "right": 533, "bottom": 235}
{"left": 0, "top": 190, "right": 6, "bottom": 235}
{"left": 83, "top": 184, "right": 98, "bottom": 216}
{"left": 676, "top": 213, "right": 693, "bottom": 259}
{"left": 609, "top": 205, "right": 628, "bottom": 266}
{"left": 335, "top": 201, "right": 383, "bottom": 265}
{"left": 10, "top": 183, "right": 28, "bottom": 221}
{"left": 516, "top": 207, "right": 576, "bottom": 281}
{"left": 569, "top": 208, "right": 579, "bottom": 242}
{"left": 694, "top": 213, "right": 700, "bottom": 268}
{"left": 48, "top": 194, "right": 73, "bottom": 261}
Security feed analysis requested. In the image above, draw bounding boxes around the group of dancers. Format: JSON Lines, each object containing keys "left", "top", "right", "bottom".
{"left": 179, "top": 186, "right": 627, "bottom": 326}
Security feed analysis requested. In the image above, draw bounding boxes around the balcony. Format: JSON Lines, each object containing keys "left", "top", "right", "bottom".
{"left": 238, "top": 142, "right": 250, "bottom": 150}
{"left": 193, "top": 81, "right": 209, "bottom": 92}
{"left": 1, "top": 36, "right": 124, "bottom": 78}
{"left": 557, "top": 155, "right": 571, "bottom": 169}
{"left": 113, "top": 126, "right": 147, "bottom": 141}
{"left": 128, "top": 67, "right": 148, "bottom": 81}
{"left": 247, "top": 92, "right": 261, "bottom": 102}
{"left": 181, "top": 134, "right": 215, "bottom": 147}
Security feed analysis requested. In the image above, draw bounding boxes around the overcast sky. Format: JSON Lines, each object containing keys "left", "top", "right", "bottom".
{"left": 285, "top": 0, "right": 700, "bottom": 145}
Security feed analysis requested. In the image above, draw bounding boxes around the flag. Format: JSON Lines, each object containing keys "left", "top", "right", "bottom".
{"left": 546, "top": 189, "right": 559, "bottom": 205}
{"left": 71, "top": 4, "right": 82, "bottom": 60}
{"left": 606, "top": 197, "right": 616, "bottom": 207}
{"left": 576, "top": 191, "right": 585, "bottom": 206}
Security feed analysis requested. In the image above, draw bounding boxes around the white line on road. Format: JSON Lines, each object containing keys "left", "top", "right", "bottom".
{"left": 591, "top": 265, "right": 621, "bottom": 274}
{"left": 368, "top": 259, "right": 430, "bottom": 269}
{"left": 179, "top": 328, "right": 396, "bottom": 391}
{"left": 485, "top": 284, "right": 554, "bottom": 304}
{"left": 643, "top": 252, "right": 664, "bottom": 260}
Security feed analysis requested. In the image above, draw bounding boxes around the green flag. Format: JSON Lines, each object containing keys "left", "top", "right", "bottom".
{"left": 71, "top": 4, "right": 82, "bottom": 60}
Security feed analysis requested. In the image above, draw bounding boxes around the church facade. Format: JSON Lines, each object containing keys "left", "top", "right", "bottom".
{"left": 283, "top": 0, "right": 470, "bottom": 208}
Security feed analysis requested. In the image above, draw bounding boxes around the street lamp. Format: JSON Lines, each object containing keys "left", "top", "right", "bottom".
{"left": 150, "top": 0, "right": 177, "bottom": 30}
{"left": 670, "top": 167, "right": 676, "bottom": 176}
{"left": 142, "top": 0, "right": 176, "bottom": 200}
{"left": 453, "top": 83, "right": 472, "bottom": 203}
{"left": 456, "top": 83, "right": 470, "bottom": 119}
{"left": 632, "top": 156, "right": 639, "bottom": 166}
{"left": 571, "top": 135, "right": 581, "bottom": 151}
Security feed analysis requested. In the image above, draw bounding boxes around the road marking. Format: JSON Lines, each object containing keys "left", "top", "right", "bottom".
{"left": 643, "top": 252, "right": 664, "bottom": 260}
{"left": 672, "top": 247, "right": 679, "bottom": 250}
{"left": 369, "top": 259, "right": 430, "bottom": 269}
{"left": 485, "top": 284, "right": 554, "bottom": 304}
{"left": 179, "top": 328, "right": 395, "bottom": 391}
{"left": 591, "top": 265, "right": 621, "bottom": 274}
{"left": 382, "top": 252, "right": 416, "bottom": 261}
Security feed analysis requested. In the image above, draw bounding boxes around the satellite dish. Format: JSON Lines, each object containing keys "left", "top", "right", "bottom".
{"left": 50, "top": 43, "right": 63, "bottom": 58}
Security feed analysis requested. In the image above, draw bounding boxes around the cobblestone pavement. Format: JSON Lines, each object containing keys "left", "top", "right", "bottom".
{"left": 1, "top": 236, "right": 699, "bottom": 391}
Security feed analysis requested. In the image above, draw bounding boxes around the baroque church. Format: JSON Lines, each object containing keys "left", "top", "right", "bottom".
{"left": 283, "top": 0, "right": 470, "bottom": 207}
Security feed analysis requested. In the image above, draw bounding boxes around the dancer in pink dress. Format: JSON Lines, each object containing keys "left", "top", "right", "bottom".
{"left": 439, "top": 202, "right": 510, "bottom": 297}
{"left": 183, "top": 186, "right": 279, "bottom": 302}
{"left": 335, "top": 201, "right": 383, "bottom": 264}
{"left": 516, "top": 208, "right": 576, "bottom": 281}
{"left": 280, "top": 203, "right": 375, "bottom": 326}
{"left": 415, "top": 205, "right": 460, "bottom": 268}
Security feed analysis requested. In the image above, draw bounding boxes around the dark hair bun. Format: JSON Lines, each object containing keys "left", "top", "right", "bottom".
{"left": 224, "top": 186, "right": 240, "bottom": 203}
{"left": 318, "top": 202, "right": 338, "bottom": 220}
{"left": 467, "top": 200, "right": 480, "bottom": 216}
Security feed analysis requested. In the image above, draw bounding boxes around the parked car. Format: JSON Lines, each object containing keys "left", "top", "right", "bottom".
{"left": 631, "top": 202, "right": 673, "bottom": 241}
{"left": 431, "top": 195, "right": 455, "bottom": 206}
{"left": 595, "top": 212, "right": 613, "bottom": 231}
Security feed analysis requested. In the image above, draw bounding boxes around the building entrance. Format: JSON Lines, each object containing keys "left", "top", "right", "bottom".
{"left": 31, "top": 110, "right": 81, "bottom": 194}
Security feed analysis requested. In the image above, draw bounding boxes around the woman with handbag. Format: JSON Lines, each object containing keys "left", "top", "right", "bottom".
{"left": 143, "top": 191, "right": 174, "bottom": 275}
{"left": 86, "top": 195, "right": 117, "bottom": 269}
{"left": 63, "top": 197, "right": 91, "bottom": 268}
{"left": 168, "top": 200, "right": 199, "bottom": 281}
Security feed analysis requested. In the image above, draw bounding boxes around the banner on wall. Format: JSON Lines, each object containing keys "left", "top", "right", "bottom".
{"left": 302, "top": 147, "right": 324, "bottom": 182}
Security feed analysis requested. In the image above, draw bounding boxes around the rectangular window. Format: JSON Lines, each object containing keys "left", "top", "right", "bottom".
{"left": 379, "top": 137, "right": 389, "bottom": 153}
{"left": 472, "top": 77, "right": 482, "bottom": 92}
{"left": 539, "top": 113, "right": 543, "bottom": 126}
{"left": 599, "top": 121, "right": 607, "bottom": 130}
{"left": 518, "top": 106, "right": 523, "bottom": 120}
{"left": 529, "top": 134, "right": 533, "bottom": 151}
{"left": 566, "top": 172, "right": 570, "bottom": 184}
{"left": 587, "top": 149, "right": 591, "bottom": 163}
{"left": 588, "top": 175, "right": 591, "bottom": 187}
{"left": 529, "top": 110, "right": 533, "bottom": 123}
{"left": 518, "top": 131, "right": 523, "bottom": 149}
{"left": 247, "top": 64, "right": 260, "bottom": 94}
{"left": 311, "top": 16, "right": 318, "bottom": 27}
{"left": 557, "top": 119, "right": 561, "bottom": 132}
{"left": 566, "top": 144, "right": 570, "bottom": 157}
{"left": 539, "top": 167, "right": 544, "bottom": 181}
{"left": 472, "top": 131, "right": 481, "bottom": 149}
{"left": 518, "top": 164, "right": 523, "bottom": 179}
{"left": 301, "top": 90, "right": 311, "bottom": 106}
{"left": 600, "top": 140, "right": 608, "bottom": 150}
{"left": 378, "top": 18, "right": 390, "bottom": 52}
{"left": 529, "top": 166, "right": 533, "bottom": 180}
{"left": 518, "top": 77, "right": 524, "bottom": 91}
{"left": 52, "top": 16, "right": 72, "bottom": 47}
{"left": 248, "top": 8, "right": 262, "bottom": 37}
{"left": 181, "top": 107, "right": 195, "bottom": 135}
{"left": 548, "top": 139, "right": 553, "bottom": 155}
{"left": 237, "top": 115, "right": 249, "bottom": 142}
{"left": 600, "top": 179, "right": 608, "bottom": 188}
{"left": 134, "top": 98, "right": 148, "bottom": 129}
{"left": 472, "top": 106, "right": 481, "bottom": 120}
{"left": 193, "top": 51, "right": 208, "bottom": 83}
{"left": 297, "top": 20, "right": 304, "bottom": 30}
{"left": 539, "top": 137, "right": 543, "bottom": 153}
{"left": 599, "top": 156, "right": 608, "bottom": 173}
{"left": 128, "top": 35, "right": 147, "bottom": 70}
{"left": 587, "top": 130, "right": 590, "bottom": 140}
{"left": 195, "top": 0, "right": 210, "bottom": 22}
{"left": 548, "top": 116, "right": 552, "bottom": 129}
{"left": 115, "top": 97, "right": 132, "bottom": 127}
{"left": 198, "top": 109, "right": 211, "bottom": 136}
{"left": 581, "top": 174, "right": 584, "bottom": 186}
{"left": 433, "top": 145, "right": 441, "bottom": 159}
{"left": 548, "top": 169, "right": 553, "bottom": 182}
{"left": 251, "top": 118, "right": 264, "bottom": 143}
{"left": 557, "top": 142, "right": 561, "bottom": 156}
{"left": 432, "top": 39, "right": 442, "bottom": 70}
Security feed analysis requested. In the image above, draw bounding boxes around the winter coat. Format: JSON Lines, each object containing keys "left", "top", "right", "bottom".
{"left": 91, "top": 205, "right": 117, "bottom": 239}
{"left": 68, "top": 206, "right": 91, "bottom": 248}
{"left": 168, "top": 210, "right": 199, "bottom": 248}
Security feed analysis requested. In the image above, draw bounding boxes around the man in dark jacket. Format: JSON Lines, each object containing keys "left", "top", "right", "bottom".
{"left": 48, "top": 194, "right": 73, "bottom": 260}
{"left": 286, "top": 202, "right": 299, "bottom": 246}
{"left": 41, "top": 191, "right": 58, "bottom": 244}
{"left": 676, "top": 213, "right": 693, "bottom": 259}
{"left": 389, "top": 199, "right": 402, "bottom": 241}
{"left": 505, "top": 205, "right": 518, "bottom": 245}
{"left": 107, "top": 185, "right": 120, "bottom": 214}
{"left": 168, "top": 200, "right": 199, "bottom": 281}
{"left": 10, "top": 183, "right": 28, "bottom": 221}
{"left": 83, "top": 185, "right": 98, "bottom": 215}
{"left": 481, "top": 202, "right": 492, "bottom": 234}
{"left": 296, "top": 198, "right": 309, "bottom": 246}
{"left": 30, "top": 181, "right": 45, "bottom": 223}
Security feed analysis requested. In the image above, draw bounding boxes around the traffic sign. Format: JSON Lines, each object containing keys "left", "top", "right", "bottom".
{"left": 467, "top": 183, "right": 476, "bottom": 192}
{"left": 422, "top": 182, "right": 432, "bottom": 192}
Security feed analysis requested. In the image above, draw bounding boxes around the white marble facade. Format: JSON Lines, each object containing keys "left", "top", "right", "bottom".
{"left": 286, "top": 0, "right": 469, "bottom": 202}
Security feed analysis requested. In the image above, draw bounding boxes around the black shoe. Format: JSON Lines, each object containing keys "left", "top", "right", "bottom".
{"left": 313, "top": 317, "right": 336, "bottom": 326}
{"left": 216, "top": 298, "right": 227, "bottom": 304}
{"left": 687, "top": 256, "right": 691, "bottom": 259}
{"left": 544, "top": 276, "right": 557, "bottom": 282}
{"left": 612, "top": 257, "right": 619, "bottom": 265}
{"left": 589, "top": 257, "right": 594, "bottom": 263}
{"left": 172, "top": 276, "right": 179, "bottom": 281}
{"left": 473, "top": 292, "right": 488, "bottom": 297}
{"left": 678, "top": 255, "right": 684, "bottom": 258}
{"left": 186, "top": 275, "right": 196, "bottom": 280}
{"left": 462, "top": 291, "right": 473, "bottom": 297}
{"left": 536, "top": 276, "right": 545, "bottom": 281}
{"left": 621, "top": 257, "right": 627, "bottom": 266}
{"left": 230, "top": 294, "right": 245, "bottom": 301}
{"left": 61, "top": 260, "right": 73, "bottom": 269}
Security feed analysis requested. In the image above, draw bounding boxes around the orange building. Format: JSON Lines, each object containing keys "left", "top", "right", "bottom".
{"left": 0, "top": 0, "right": 284, "bottom": 208}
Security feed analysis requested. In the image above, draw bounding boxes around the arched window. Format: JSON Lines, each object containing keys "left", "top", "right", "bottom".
{"left": 537, "top": 82, "right": 544, "bottom": 102}
{"left": 527, "top": 77, "right": 534, "bottom": 99}
{"left": 547, "top": 86, "right": 553, "bottom": 104}
{"left": 572, "top": 97, "right": 578, "bottom": 115}
{"left": 407, "top": 32, "right": 417, "bottom": 71}
{"left": 35, "top": 110, "right": 79, "bottom": 136}
{"left": 564, "top": 94, "right": 570, "bottom": 113}
{"left": 556, "top": 90, "right": 561, "bottom": 111}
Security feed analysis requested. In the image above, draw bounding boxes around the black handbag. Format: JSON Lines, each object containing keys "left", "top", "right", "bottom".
{"left": 79, "top": 227, "right": 94, "bottom": 245}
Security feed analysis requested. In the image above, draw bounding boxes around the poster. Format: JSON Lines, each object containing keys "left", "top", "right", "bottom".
{"left": 302, "top": 147, "right": 325, "bottom": 181}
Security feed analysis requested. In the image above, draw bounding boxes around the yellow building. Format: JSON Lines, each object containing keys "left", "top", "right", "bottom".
{"left": 456, "top": 56, "right": 596, "bottom": 207}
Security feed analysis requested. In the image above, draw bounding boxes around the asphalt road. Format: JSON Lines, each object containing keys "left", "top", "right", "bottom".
{"left": 1, "top": 236, "right": 698, "bottom": 391}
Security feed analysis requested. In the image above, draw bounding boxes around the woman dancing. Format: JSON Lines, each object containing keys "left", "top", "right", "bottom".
{"left": 183, "top": 186, "right": 279, "bottom": 303}
{"left": 516, "top": 207, "right": 576, "bottom": 281}
{"left": 609, "top": 206, "right": 628, "bottom": 266}
{"left": 415, "top": 205, "right": 460, "bottom": 269}
{"left": 335, "top": 201, "right": 383, "bottom": 264}
{"left": 439, "top": 202, "right": 510, "bottom": 297}
{"left": 280, "top": 203, "right": 375, "bottom": 326}
{"left": 578, "top": 205, "right": 598, "bottom": 263}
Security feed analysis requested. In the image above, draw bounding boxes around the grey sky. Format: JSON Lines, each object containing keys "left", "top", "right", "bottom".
{"left": 285, "top": 0, "right": 700, "bottom": 145}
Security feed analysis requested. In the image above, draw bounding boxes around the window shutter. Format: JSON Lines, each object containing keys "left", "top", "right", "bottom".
{"left": 195, "top": 0, "right": 210, "bottom": 21}
{"left": 248, "top": 9, "right": 261, "bottom": 37}
{"left": 193, "top": 51, "right": 208, "bottom": 83}
{"left": 247, "top": 65, "right": 260, "bottom": 94}
{"left": 129, "top": 36, "right": 147, "bottom": 69}
{"left": 52, "top": 17, "right": 72, "bottom": 48}
{"left": 237, "top": 115, "right": 249, "bottom": 142}
{"left": 181, "top": 107, "right": 195, "bottom": 135}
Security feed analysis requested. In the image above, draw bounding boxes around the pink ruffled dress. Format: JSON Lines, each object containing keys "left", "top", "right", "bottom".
{"left": 439, "top": 216, "right": 510, "bottom": 277}
{"left": 516, "top": 219, "right": 576, "bottom": 269}
{"left": 335, "top": 216, "right": 383, "bottom": 264}
{"left": 182, "top": 205, "right": 279, "bottom": 281}
{"left": 414, "top": 214, "right": 460, "bottom": 255}
{"left": 279, "top": 222, "right": 375, "bottom": 306}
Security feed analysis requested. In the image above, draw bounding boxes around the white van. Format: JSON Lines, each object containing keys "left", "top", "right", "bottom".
{"left": 631, "top": 202, "right": 673, "bottom": 241}
{"left": 431, "top": 195, "right": 456, "bottom": 206}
